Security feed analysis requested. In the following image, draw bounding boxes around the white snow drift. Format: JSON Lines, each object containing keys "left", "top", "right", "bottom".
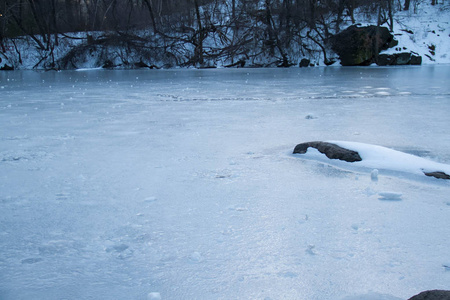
{"left": 298, "top": 140, "right": 450, "bottom": 179}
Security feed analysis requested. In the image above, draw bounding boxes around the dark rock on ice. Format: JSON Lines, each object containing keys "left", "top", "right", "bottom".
{"left": 377, "top": 54, "right": 395, "bottom": 66}
{"left": 423, "top": 171, "right": 450, "bottom": 180}
{"left": 408, "top": 290, "right": 450, "bottom": 300}
{"left": 410, "top": 54, "right": 422, "bottom": 65}
{"left": 293, "top": 141, "right": 362, "bottom": 162}
{"left": 329, "top": 25, "right": 396, "bottom": 66}
{"left": 376, "top": 52, "right": 422, "bottom": 66}
{"left": 299, "top": 58, "right": 310, "bottom": 68}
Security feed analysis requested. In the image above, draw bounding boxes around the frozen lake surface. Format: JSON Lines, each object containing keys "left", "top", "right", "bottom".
{"left": 1, "top": 66, "right": 450, "bottom": 300}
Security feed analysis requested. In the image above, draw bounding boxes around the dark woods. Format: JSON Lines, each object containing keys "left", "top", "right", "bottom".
{"left": 0, "top": 0, "right": 442, "bottom": 69}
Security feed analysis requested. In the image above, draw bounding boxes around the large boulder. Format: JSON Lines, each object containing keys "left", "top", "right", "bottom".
{"left": 293, "top": 141, "right": 362, "bottom": 162}
{"left": 408, "top": 290, "right": 450, "bottom": 300}
{"left": 329, "top": 25, "right": 397, "bottom": 66}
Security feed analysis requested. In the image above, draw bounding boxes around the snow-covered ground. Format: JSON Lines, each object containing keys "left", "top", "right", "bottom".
{"left": 1, "top": 66, "right": 450, "bottom": 300}
{"left": 374, "top": 2, "right": 450, "bottom": 64}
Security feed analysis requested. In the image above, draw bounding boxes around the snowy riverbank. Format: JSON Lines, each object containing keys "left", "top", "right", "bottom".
{"left": 1, "top": 1, "right": 449, "bottom": 70}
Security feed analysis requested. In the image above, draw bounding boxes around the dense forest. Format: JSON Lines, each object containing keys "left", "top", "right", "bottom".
{"left": 0, "top": 0, "right": 446, "bottom": 69}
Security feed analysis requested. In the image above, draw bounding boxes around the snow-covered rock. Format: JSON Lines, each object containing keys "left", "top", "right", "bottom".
{"left": 294, "top": 141, "right": 450, "bottom": 180}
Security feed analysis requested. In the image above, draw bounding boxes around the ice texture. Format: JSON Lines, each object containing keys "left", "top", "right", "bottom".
{"left": 1, "top": 66, "right": 450, "bottom": 300}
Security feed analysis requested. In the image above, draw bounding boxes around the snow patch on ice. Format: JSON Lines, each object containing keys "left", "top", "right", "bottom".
{"left": 374, "top": 91, "right": 391, "bottom": 96}
{"left": 147, "top": 292, "right": 162, "bottom": 300}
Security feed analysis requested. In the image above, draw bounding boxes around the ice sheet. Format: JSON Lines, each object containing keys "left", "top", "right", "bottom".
{"left": 1, "top": 67, "right": 450, "bottom": 300}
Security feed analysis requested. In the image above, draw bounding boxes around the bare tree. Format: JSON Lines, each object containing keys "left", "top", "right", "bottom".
{"left": 404, "top": 0, "right": 411, "bottom": 10}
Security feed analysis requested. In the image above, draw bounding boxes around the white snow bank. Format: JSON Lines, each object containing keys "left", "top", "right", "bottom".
{"left": 299, "top": 141, "right": 450, "bottom": 179}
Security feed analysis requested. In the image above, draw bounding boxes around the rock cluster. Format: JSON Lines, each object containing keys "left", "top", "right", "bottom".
{"left": 376, "top": 52, "right": 422, "bottom": 66}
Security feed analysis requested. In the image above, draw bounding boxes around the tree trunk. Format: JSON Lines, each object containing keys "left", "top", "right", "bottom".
{"left": 143, "top": 0, "right": 158, "bottom": 33}
{"left": 27, "top": 0, "right": 49, "bottom": 44}
{"left": 404, "top": 0, "right": 410, "bottom": 10}
{"left": 387, "top": 0, "right": 393, "bottom": 32}
{"left": 347, "top": 0, "right": 355, "bottom": 24}
{"left": 193, "top": 0, "right": 204, "bottom": 65}
{"left": 232, "top": 0, "right": 235, "bottom": 20}
{"left": 64, "top": 0, "right": 75, "bottom": 31}
{"left": 335, "top": 0, "right": 345, "bottom": 33}
{"left": 308, "top": 0, "right": 316, "bottom": 27}
{"left": 0, "top": 0, "right": 5, "bottom": 52}
{"left": 51, "top": 0, "right": 58, "bottom": 46}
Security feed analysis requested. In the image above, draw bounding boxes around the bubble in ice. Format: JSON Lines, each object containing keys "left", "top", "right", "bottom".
{"left": 21, "top": 257, "right": 43, "bottom": 264}
{"left": 189, "top": 251, "right": 203, "bottom": 262}
{"left": 144, "top": 196, "right": 157, "bottom": 202}
{"left": 147, "top": 292, "right": 161, "bottom": 300}
{"left": 106, "top": 244, "right": 129, "bottom": 253}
